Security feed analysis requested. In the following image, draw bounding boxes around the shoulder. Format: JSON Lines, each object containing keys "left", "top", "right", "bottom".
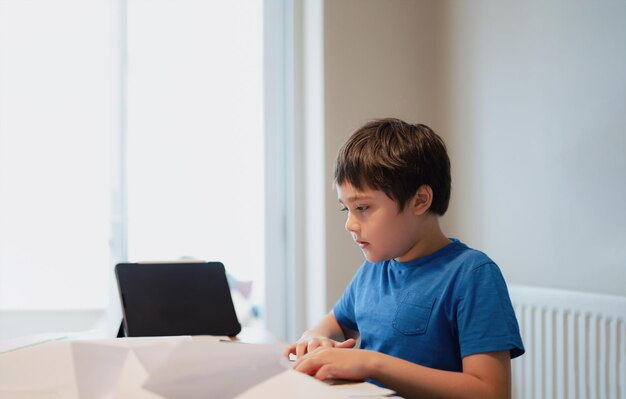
{"left": 448, "top": 244, "right": 513, "bottom": 305}
{"left": 437, "top": 240, "right": 497, "bottom": 278}
{"left": 440, "top": 241, "right": 509, "bottom": 295}
{"left": 450, "top": 242, "right": 494, "bottom": 269}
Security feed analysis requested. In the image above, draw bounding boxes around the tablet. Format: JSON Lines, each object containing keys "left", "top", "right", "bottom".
{"left": 115, "top": 262, "right": 241, "bottom": 337}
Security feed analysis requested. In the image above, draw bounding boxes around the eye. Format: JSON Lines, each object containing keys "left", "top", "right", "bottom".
{"left": 356, "top": 205, "right": 369, "bottom": 212}
{"left": 339, "top": 207, "right": 348, "bottom": 212}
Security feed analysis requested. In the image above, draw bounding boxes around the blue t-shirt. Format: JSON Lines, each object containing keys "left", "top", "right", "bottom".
{"left": 333, "top": 239, "right": 524, "bottom": 374}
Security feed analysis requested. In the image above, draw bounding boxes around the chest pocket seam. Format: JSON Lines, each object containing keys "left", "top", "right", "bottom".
{"left": 392, "top": 293, "right": 436, "bottom": 336}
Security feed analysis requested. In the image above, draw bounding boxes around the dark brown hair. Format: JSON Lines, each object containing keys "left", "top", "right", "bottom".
{"left": 333, "top": 118, "right": 451, "bottom": 215}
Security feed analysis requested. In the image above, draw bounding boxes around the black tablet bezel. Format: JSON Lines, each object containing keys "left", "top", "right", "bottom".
{"left": 115, "top": 261, "right": 242, "bottom": 337}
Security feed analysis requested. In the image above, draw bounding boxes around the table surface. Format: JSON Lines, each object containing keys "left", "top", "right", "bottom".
{"left": 0, "top": 328, "right": 399, "bottom": 399}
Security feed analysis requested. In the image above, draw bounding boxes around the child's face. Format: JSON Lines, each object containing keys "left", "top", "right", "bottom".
{"left": 337, "top": 182, "right": 423, "bottom": 263}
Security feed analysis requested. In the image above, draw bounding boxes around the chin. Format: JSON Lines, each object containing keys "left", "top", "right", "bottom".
{"left": 363, "top": 253, "right": 388, "bottom": 263}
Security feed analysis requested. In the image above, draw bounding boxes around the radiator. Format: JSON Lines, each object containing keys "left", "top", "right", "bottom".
{"left": 509, "top": 285, "right": 626, "bottom": 399}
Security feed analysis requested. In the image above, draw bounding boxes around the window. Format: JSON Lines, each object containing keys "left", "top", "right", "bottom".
{"left": 0, "top": 0, "right": 269, "bottom": 333}
{"left": 126, "top": 0, "right": 265, "bottom": 315}
{"left": 0, "top": 0, "right": 114, "bottom": 310}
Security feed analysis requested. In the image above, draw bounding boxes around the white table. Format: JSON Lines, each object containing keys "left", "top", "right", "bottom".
{"left": 0, "top": 329, "right": 395, "bottom": 399}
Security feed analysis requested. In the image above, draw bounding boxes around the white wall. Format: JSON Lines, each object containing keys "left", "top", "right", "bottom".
{"left": 322, "top": 0, "right": 626, "bottom": 308}
{"left": 435, "top": 0, "right": 626, "bottom": 297}
{"left": 324, "top": 0, "right": 439, "bottom": 309}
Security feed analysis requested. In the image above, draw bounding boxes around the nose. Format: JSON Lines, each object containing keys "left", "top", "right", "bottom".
{"left": 344, "top": 212, "right": 359, "bottom": 234}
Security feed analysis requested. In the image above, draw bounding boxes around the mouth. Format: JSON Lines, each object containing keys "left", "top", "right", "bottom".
{"left": 356, "top": 240, "right": 369, "bottom": 249}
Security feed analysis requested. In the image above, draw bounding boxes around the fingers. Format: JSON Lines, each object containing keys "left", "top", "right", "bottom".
{"left": 308, "top": 337, "right": 335, "bottom": 352}
{"left": 294, "top": 337, "right": 333, "bottom": 359}
{"left": 294, "top": 355, "right": 320, "bottom": 377}
{"left": 307, "top": 338, "right": 321, "bottom": 353}
{"left": 294, "top": 347, "right": 367, "bottom": 382}
{"left": 296, "top": 339, "right": 309, "bottom": 359}
{"left": 314, "top": 364, "right": 335, "bottom": 381}
{"left": 287, "top": 337, "right": 355, "bottom": 360}
{"left": 295, "top": 356, "right": 334, "bottom": 381}
{"left": 336, "top": 338, "right": 356, "bottom": 348}
{"left": 283, "top": 343, "right": 296, "bottom": 358}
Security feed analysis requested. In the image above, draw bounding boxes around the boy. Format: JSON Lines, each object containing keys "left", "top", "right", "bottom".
{"left": 285, "top": 118, "right": 524, "bottom": 398}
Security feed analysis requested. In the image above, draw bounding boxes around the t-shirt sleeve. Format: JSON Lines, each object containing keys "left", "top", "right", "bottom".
{"left": 457, "top": 262, "right": 525, "bottom": 359}
{"left": 332, "top": 265, "right": 363, "bottom": 332}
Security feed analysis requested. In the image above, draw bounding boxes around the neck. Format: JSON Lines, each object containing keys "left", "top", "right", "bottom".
{"left": 394, "top": 214, "right": 450, "bottom": 262}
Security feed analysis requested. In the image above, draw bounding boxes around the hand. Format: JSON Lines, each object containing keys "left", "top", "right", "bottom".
{"left": 283, "top": 336, "right": 356, "bottom": 359}
{"left": 293, "top": 347, "right": 378, "bottom": 381}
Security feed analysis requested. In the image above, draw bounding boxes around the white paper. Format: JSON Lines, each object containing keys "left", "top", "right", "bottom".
{"left": 0, "top": 335, "right": 395, "bottom": 399}
{"left": 131, "top": 342, "right": 183, "bottom": 375}
{"left": 112, "top": 350, "right": 163, "bottom": 399}
{"left": 235, "top": 369, "right": 348, "bottom": 399}
{"left": 0, "top": 336, "right": 194, "bottom": 399}
{"left": 0, "top": 341, "right": 78, "bottom": 398}
{"left": 329, "top": 381, "right": 396, "bottom": 397}
{"left": 143, "top": 341, "right": 289, "bottom": 399}
{"left": 71, "top": 342, "right": 130, "bottom": 399}
{"left": 72, "top": 337, "right": 198, "bottom": 398}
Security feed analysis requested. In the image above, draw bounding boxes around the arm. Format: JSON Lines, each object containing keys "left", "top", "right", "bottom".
{"left": 294, "top": 349, "right": 511, "bottom": 399}
{"left": 284, "top": 311, "right": 359, "bottom": 359}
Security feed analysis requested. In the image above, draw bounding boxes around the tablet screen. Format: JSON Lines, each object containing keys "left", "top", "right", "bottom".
{"left": 115, "top": 262, "right": 241, "bottom": 337}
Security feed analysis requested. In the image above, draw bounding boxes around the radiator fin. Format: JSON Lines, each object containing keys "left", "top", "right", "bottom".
{"left": 509, "top": 285, "right": 626, "bottom": 399}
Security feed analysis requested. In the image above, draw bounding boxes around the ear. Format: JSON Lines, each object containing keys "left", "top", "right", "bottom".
{"left": 411, "top": 185, "right": 433, "bottom": 216}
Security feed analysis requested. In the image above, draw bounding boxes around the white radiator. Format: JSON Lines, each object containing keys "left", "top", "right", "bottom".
{"left": 509, "top": 285, "right": 626, "bottom": 399}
